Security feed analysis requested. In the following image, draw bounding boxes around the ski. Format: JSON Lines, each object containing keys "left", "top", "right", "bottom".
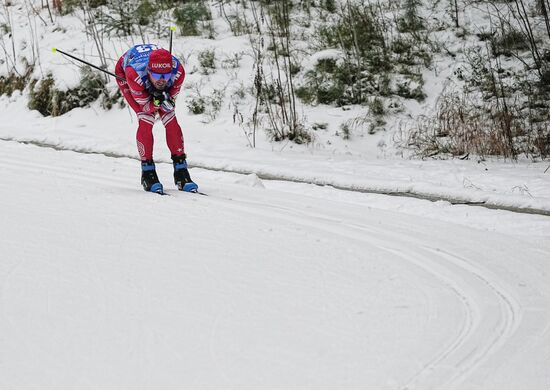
{"left": 145, "top": 188, "right": 168, "bottom": 196}
{"left": 192, "top": 190, "right": 208, "bottom": 196}
{"left": 146, "top": 189, "right": 206, "bottom": 196}
{"left": 177, "top": 188, "right": 208, "bottom": 196}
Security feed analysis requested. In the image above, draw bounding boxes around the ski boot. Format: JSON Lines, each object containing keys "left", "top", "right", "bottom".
{"left": 172, "top": 154, "right": 198, "bottom": 192}
{"left": 141, "top": 160, "right": 164, "bottom": 194}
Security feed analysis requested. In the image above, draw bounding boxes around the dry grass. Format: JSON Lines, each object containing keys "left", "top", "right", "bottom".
{"left": 403, "top": 92, "right": 549, "bottom": 159}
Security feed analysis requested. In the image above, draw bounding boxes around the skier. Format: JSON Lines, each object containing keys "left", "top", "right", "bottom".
{"left": 115, "top": 44, "right": 198, "bottom": 194}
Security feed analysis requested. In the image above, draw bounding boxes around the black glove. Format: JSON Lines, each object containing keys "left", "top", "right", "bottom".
{"left": 152, "top": 90, "right": 165, "bottom": 108}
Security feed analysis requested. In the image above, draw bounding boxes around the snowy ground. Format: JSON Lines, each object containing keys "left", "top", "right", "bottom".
{"left": 2, "top": 95, "right": 550, "bottom": 215}
{"left": 2, "top": 0, "right": 550, "bottom": 214}
{"left": 1, "top": 138, "right": 550, "bottom": 390}
{"left": 1, "top": 2, "right": 550, "bottom": 388}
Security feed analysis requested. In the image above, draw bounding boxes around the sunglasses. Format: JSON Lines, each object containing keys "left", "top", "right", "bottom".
{"left": 149, "top": 72, "right": 170, "bottom": 81}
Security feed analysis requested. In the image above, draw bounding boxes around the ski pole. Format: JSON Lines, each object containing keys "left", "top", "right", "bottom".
{"left": 169, "top": 26, "right": 176, "bottom": 54}
{"left": 52, "top": 48, "right": 127, "bottom": 82}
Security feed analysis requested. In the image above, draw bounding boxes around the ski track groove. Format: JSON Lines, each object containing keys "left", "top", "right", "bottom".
{"left": 0, "top": 155, "right": 132, "bottom": 189}
{"left": 394, "top": 247, "right": 521, "bottom": 390}
{"left": 430, "top": 249, "right": 521, "bottom": 390}
{"left": 207, "top": 195, "right": 529, "bottom": 390}
{"left": 381, "top": 247, "right": 477, "bottom": 390}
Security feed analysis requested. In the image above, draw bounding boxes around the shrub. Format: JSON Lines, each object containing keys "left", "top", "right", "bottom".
{"left": 538, "top": 68, "right": 550, "bottom": 94}
{"left": 392, "top": 37, "right": 432, "bottom": 67}
{"left": 101, "top": 89, "right": 124, "bottom": 110}
{"left": 320, "top": 0, "right": 336, "bottom": 13}
{"left": 173, "top": 1, "right": 212, "bottom": 37}
{"left": 396, "top": 0, "right": 425, "bottom": 33}
{"left": 28, "top": 76, "right": 56, "bottom": 116}
{"left": 403, "top": 92, "right": 536, "bottom": 159}
{"left": 317, "top": 5, "right": 389, "bottom": 73}
{"left": 186, "top": 87, "right": 225, "bottom": 121}
{"left": 491, "top": 29, "right": 529, "bottom": 57}
{"left": 28, "top": 67, "right": 106, "bottom": 116}
{"left": 77, "top": 67, "right": 107, "bottom": 105}
{"left": 339, "top": 123, "right": 351, "bottom": 140}
{"left": 221, "top": 52, "right": 243, "bottom": 69}
{"left": 395, "top": 79, "right": 426, "bottom": 101}
{"left": 0, "top": 68, "right": 31, "bottom": 97}
{"left": 187, "top": 97, "right": 206, "bottom": 115}
{"left": 204, "top": 88, "right": 224, "bottom": 121}
{"left": 198, "top": 49, "right": 216, "bottom": 74}
{"left": 265, "top": 121, "right": 312, "bottom": 144}
{"left": 99, "top": 0, "right": 160, "bottom": 36}
{"left": 61, "top": 0, "right": 107, "bottom": 15}
{"left": 295, "top": 85, "right": 316, "bottom": 105}
{"left": 288, "top": 127, "right": 312, "bottom": 144}
{"left": 134, "top": 0, "right": 156, "bottom": 26}
{"left": 230, "top": 83, "right": 247, "bottom": 101}
{"left": 312, "top": 122, "right": 328, "bottom": 131}
{"left": 369, "top": 97, "right": 385, "bottom": 116}
{"left": 297, "top": 58, "right": 360, "bottom": 106}
{"left": 311, "top": 2, "right": 431, "bottom": 106}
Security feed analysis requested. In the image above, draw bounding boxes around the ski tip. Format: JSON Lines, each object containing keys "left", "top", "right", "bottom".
{"left": 181, "top": 182, "right": 199, "bottom": 193}
{"left": 52, "top": 47, "right": 57, "bottom": 53}
{"left": 150, "top": 182, "right": 164, "bottom": 195}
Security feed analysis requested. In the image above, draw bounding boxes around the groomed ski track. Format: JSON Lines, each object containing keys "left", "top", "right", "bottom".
{"left": 1, "top": 140, "right": 550, "bottom": 390}
{"left": 2, "top": 136, "right": 549, "bottom": 217}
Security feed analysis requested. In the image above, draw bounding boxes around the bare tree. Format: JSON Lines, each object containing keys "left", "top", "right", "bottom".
{"left": 245, "top": 0, "right": 308, "bottom": 145}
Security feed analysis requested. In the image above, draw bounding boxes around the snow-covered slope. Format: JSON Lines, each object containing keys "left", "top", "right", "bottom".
{"left": 2, "top": 2, "right": 550, "bottom": 388}
{"left": 1, "top": 96, "right": 550, "bottom": 214}
{"left": 1, "top": 0, "right": 550, "bottom": 213}
{"left": 1, "top": 140, "right": 549, "bottom": 390}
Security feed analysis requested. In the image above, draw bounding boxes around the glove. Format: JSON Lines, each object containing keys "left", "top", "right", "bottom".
{"left": 152, "top": 91, "right": 165, "bottom": 108}
{"left": 161, "top": 98, "right": 175, "bottom": 113}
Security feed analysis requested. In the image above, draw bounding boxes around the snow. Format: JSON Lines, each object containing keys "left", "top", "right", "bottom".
{"left": 302, "top": 49, "right": 345, "bottom": 72}
{"left": 1, "top": 1, "right": 550, "bottom": 389}
{"left": 1, "top": 94, "right": 549, "bottom": 214}
{"left": 1, "top": 141, "right": 550, "bottom": 390}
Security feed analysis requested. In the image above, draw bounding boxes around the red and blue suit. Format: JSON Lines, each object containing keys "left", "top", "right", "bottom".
{"left": 115, "top": 44, "right": 186, "bottom": 161}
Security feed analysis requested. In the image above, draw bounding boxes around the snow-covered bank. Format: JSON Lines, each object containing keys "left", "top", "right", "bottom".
{"left": 2, "top": 95, "right": 549, "bottom": 215}
{"left": 1, "top": 0, "right": 549, "bottom": 216}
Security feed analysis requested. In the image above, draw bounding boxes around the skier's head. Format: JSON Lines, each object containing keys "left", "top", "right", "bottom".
{"left": 148, "top": 48, "right": 173, "bottom": 90}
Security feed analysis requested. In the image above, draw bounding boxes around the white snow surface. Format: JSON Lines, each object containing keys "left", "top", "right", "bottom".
{"left": 1, "top": 1, "right": 550, "bottom": 388}
{"left": 0, "top": 93, "right": 550, "bottom": 390}
{"left": 1, "top": 95, "right": 550, "bottom": 213}
{"left": 1, "top": 139, "right": 550, "bottom": 390}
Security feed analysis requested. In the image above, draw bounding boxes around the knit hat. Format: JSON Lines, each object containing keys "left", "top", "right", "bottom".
{"left": 148, "top": 49, "right": 173, "bottom": 73}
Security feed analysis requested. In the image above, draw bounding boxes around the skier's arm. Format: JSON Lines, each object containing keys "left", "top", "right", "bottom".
{"left": 125, "top": 67, "right": 157, "bottom": 114}
{"left": 167, "top": 63, "right": 185, "bottom": 101}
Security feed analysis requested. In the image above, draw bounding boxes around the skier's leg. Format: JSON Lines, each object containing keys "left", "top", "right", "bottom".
{"left": 136, "top": 113, "right": 163, "bottom": 193}
{"left": 160, "top": 110, "right": 185, "bottom": 156}
{"left": 136, "top": 113, "right": 155, "bottom": 161}
{"left": 160, "top": 111, "right": 197, "bottom": 192}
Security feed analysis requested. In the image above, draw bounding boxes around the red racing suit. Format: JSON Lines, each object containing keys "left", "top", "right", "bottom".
{"left": 115, "top": 48, "right": 186, "bottom": 161}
